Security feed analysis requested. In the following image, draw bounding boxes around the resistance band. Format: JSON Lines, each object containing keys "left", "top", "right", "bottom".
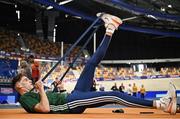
{"left": 53, "top": 26, "right": 100, "bottom": 92}
{"left": 30, "top": 16, "right": 101, "bottom": 92}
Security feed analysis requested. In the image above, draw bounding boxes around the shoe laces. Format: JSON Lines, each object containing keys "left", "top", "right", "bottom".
{"left": 160, "top": 96, "right": 172, "bottom": 109}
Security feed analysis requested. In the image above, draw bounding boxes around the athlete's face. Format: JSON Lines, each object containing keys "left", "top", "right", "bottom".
{"left": 17, "top": 76, "right": 33, "bottom": 91}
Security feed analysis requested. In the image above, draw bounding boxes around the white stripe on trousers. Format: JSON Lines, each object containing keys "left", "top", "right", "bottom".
{"left": 67, "top": 96, "right": 150, "bottom": 109}
{"left": 50, "top": 95, "right": 151, "bottom": 112}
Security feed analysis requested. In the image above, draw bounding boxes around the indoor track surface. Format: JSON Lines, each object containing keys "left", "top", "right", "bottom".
{"left": 1, "top": 107, "right": 180, "bottom": 119}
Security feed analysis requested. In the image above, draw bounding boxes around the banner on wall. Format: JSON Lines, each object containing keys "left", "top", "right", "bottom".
{"left": 0, "top": 59, "right": 18, "bottom": 78}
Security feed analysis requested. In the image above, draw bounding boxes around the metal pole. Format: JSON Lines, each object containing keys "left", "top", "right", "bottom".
{"left": 61, "top": 41, "right": 64, "bottom": 65}
{"left": 93, "top": 33, "right": 96, "bottom": 53}
{"left": 122, "top": 16, "right": 138, "bottom": 22}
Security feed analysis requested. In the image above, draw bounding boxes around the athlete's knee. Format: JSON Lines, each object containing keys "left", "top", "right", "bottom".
{"left": 101, "top": 91, "right": 121, "bottom": 97}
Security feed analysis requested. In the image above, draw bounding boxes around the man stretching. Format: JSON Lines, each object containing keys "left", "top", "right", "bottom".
{"left": 12, "top": 13, "right": 177, "bottom": 115}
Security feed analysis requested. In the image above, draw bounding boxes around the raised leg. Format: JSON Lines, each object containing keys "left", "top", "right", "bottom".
{"left": 73, "top": 13, "right": 122, "bottom": 92}
{"left": 73, "top": 35, "right": 112, "bottom": 92}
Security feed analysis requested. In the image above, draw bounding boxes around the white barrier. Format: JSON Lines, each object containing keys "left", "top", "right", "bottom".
{"left": 64, "top": 78, "right": 180, "bottom": 93}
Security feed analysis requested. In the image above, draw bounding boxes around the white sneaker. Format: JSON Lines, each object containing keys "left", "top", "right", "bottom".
{"left": 97, "top": 13, "right": 122, "bottom": 36}
{"left": 97, "top": 12, "right": 122, "bottom": 30}
{"left": 159, "top": 82, "right": 177, "bottom": 115}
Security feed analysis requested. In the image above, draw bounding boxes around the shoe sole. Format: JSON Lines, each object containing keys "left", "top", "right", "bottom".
{"left": 97, "top": 13, "right": 122, "bottom": 26}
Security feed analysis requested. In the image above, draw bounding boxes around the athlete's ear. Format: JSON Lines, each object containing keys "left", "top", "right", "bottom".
{"left": 16, "top": 82, "right": 23, "bottom": 89}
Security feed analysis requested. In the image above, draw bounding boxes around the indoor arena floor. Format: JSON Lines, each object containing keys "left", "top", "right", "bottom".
{"left": 1, "top": 107, "right": 180, "bottom": 119}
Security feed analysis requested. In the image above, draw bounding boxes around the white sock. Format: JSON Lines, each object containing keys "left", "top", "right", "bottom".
{"left": 155, "top": 100, "right": 161, "bottom": 109}
{"left": 155, "top": 100, "right": 165, "bottom": 109}
{"left": 105, "top": 24, "right": 116, "bottom": 36}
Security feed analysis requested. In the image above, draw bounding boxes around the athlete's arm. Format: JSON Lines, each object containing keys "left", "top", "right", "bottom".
{"left": 34, "top": 80, "right": 50, "bottom": 113}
